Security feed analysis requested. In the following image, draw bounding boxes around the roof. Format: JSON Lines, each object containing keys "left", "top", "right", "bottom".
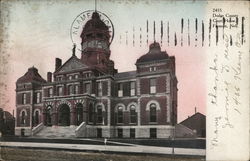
{"left": 81, "top": 12, "right": 108, "bottom": 34}
{"left": 17, "top": 67, "right": 46, "bottom": 84}
{"left": 114, "top": 71, "right": 136, "bottom": 79}
{"left": 54, "top": 55, "right": 89, "bottom": 74}
{"left": 179, "top": 112, "right": 206, "bottom": 132}
{"left": 136, "top": 42, "right": 169, "bottom": 64}
{"left": 180, "top": 112, "right": 206, "bottom": 124}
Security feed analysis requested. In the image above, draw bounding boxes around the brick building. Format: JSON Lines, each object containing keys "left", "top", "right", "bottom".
{"left": 15, "top": 12, "right": 178, "bottom": 138}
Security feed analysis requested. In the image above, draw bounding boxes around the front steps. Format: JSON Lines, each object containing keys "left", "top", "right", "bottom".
{"left": 34, "top": 126, "right": 76, "bottom": 138}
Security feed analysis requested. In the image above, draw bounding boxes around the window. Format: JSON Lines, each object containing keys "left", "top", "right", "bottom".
{"left": 36, "top": 92, "right": 41, "bottom": 104}
{"left": 130, "top": 128, "right": 135, "bottom": 138}
{"left": 118, "top": 83, "right": 123, "bottom": 97}
{"left": 22, "top": 93, "right": 27, "bottom": 104}
{"left": 130, "top": 105, "right": 137, "bottom": 124}
{"left": 57, "top": 76, "right": 62, "bottom": 81}
{"left": 21, "top": 111, "right": 26, "bottom": 124}
{"left": 85, "top": 83, "right": 91, "bottom": 94}
{"left": 86, "top": 73, "right": 91, "bottom": 78}
{"left": 150, "top": 128, "right": 157, "bottom": 138}
{"left": 130, "top": 82, "right": 135, "bottom": 96}
{"left": 75, "top": 85, "right": 79, "bottom": 94}
{"left": 75, "top": 74, "right": 79, "bottom": 79}
{"left": 150, "top": 66, "right": 157, "bottom": 72}
{"left": 57, "top": 86, "right": 63, "bottom": 96}
{"left": 150, "top": 78, "right": 156, "bottom": 94}
{"left": 97, "top": 106, "right": 103, "bottom": 124}
{"left": 68, "top": 85, "right": 73, "bottom": 95}
{"left": 117, "top": 106, "right": 123, "bottom": 124}
{"left": 118, "top": 129, "right": 123, "bottom": 138}
{"left": 68, "top": 75, "right": 73, "bottom": 80}
{"left": 48, "top": 88, "right": 53, "bottom": 97}
{"left": 97, "top": 128, "right": 102, "bottom": 138}
{"left": 88, "top": 104, "right": 94, "bottom": 123}
{"left": 150, "top": 103, "right": 157, "bottom": 122}
{"left": 34, "top": 111, "right": 39, "bottom": 125}
{"left": 97, "top": 82, "right": 102, "bottom": 96}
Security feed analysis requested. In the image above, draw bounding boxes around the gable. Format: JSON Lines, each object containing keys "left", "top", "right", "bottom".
{"left": 56, "top": 57, "right": 88, "bottom": 73}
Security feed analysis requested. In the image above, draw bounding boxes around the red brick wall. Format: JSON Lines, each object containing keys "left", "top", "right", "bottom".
{"left": 140, "top": 96, "right": 167, "bottom": 125}
{"left": 111, "top": 98, "right": 138, "bottom": 126}
{"left": 16, "top": 107, "right": 30, "bottom": 127}
{"left": 140, "top": 78, "right": 150, "bottom": 94}
{"left": 156, "top": 76, "right": 166, "bottom": 93}
{"left": 102, "top": 81, "right": 108, "bottom": 96}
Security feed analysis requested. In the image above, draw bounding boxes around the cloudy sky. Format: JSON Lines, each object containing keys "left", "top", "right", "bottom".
{"left": 1, "top": 0, "right": 206, "bottom": 122}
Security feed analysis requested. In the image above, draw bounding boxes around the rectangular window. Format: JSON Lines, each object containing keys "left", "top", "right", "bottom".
{"left": 85, "top": 83, "right": 91, "bottom": 94}
{"left": 118, "top": 129, "right": 123, "bottom": 138}
{"left": 22, "top": 93, "right": 26, "bottom": 104}
{"left": 150, "top": 128, "right": 157, "bottom": 138}
{"left": 36, "top": 92, "right": 40, "bottom": 104}
{"left": 130, "top": 82, "right": 135, "bottom": 96}
{"left": 97, "top": 82, "right": 102, "bottom": 96}
{"left": 68, "top": 85, "right": 73, "bottom": 95}
{"left": 150, "top": 78, "right": 156, "bottom": 94}
{"left": 118, "top": 83, "right": 123, "bottom": 97}
{"left": 68, "top": 75, "right": 73, "bottom": 80}
{"left": 130, "top": 128, "right": 135, "bottom": 138}
{"left": 48, "top": 88, "right": 53, "bottom": 97}
{"left": 75, "top": 85, "right": 79, "bottom": 94}
{"left": 75, "top": 74, "right": 79, "bottom": 79}
{"left": 58, "top": 86, "right": 63, "bottom": 96}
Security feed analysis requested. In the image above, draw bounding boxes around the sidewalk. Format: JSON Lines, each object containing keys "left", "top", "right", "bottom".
{"left": 0, "top": 141, "right": 205, "bottom": 157}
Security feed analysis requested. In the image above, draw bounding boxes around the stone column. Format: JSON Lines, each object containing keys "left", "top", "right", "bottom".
{"left": 70, "top": 108, "right": 76, "bottom": 126}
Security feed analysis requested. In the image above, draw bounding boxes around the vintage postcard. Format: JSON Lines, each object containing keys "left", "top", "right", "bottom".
{"left": 0, "top": 0, "right": 249, "bottom": 161}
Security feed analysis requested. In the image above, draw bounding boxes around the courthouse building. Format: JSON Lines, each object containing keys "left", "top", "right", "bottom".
{"left": 15, "top": 12, "right": 178, "bottom": 138}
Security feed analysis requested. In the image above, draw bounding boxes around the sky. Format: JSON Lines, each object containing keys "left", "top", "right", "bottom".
{"left": 0, "top": 0, "right": 207, "bottom": 122}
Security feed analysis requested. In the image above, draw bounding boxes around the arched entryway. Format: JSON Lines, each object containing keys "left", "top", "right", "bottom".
{"left": 76, "top": 103, "right": 83, "bottom": 126}
{"left": 58, "top": 104, "right": 70, "bottom": 126}
{"left": 45, "top": 106, "right": 52, "bottom": 126}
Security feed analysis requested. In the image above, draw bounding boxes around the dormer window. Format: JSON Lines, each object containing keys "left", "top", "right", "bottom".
{"left": 149, "top": 66, "right": 157, "bottom": 72}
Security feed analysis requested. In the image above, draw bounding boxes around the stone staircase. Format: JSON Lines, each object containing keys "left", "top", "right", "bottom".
{"left": 34, "top": 126, "right": 76, "bottom": 138}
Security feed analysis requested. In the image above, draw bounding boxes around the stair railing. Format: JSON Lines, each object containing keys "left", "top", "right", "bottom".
{"left": 31, "top": 123, "right": 44, "bottom": 136}
{"left": 75, "top": 122, "right": 86, "bottom": 137}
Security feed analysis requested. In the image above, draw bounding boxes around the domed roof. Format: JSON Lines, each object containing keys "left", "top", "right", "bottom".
{"left": 17, "top": 67, "right": 46, "bottom": 84}
{"left": 136, "top": 42, "right": 169, "bottom": 64}
{"left": 82, "top": 12, "right": 108, "bottom": 33}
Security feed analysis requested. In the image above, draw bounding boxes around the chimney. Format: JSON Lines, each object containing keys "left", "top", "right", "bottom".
{"left": 55, "top": 58, "right": 62, "bottom": 71}
{"left": 195, "top": 107, "right": 197, "bottom": 114}
{"left": 47, "top": 72, "right": 52, "bottom": 82}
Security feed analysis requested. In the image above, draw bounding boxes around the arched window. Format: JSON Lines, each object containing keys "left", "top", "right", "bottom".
{"left": 130, "top": 105, "right": 137, "bottom": 123}
{"left": 76, "top": 104, "right": 83, "bottom": 125}
{"left": 150, "top": 103, "right": 157, "bottom": 122}
{"left": 46, "top": 106, "right": 52, "bottom": 126}
{"left": 117, "top": 106, "right": 123, "bottom": 124}
{"left": 97, "top": 105, "right": 103, "bottom": 124}
{"left": 21, "top": 111, "right": 26, "bottom": 124}
{"left": 88, "top": 104, "right": 94, "bottom": 123}
{"left": 34, "top": 111, "right": 39, "bottom": 125}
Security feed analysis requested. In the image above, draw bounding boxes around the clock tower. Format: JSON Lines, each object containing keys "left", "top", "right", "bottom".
{"left": 80, "top": 11, "right": 116, "bottom": 74}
